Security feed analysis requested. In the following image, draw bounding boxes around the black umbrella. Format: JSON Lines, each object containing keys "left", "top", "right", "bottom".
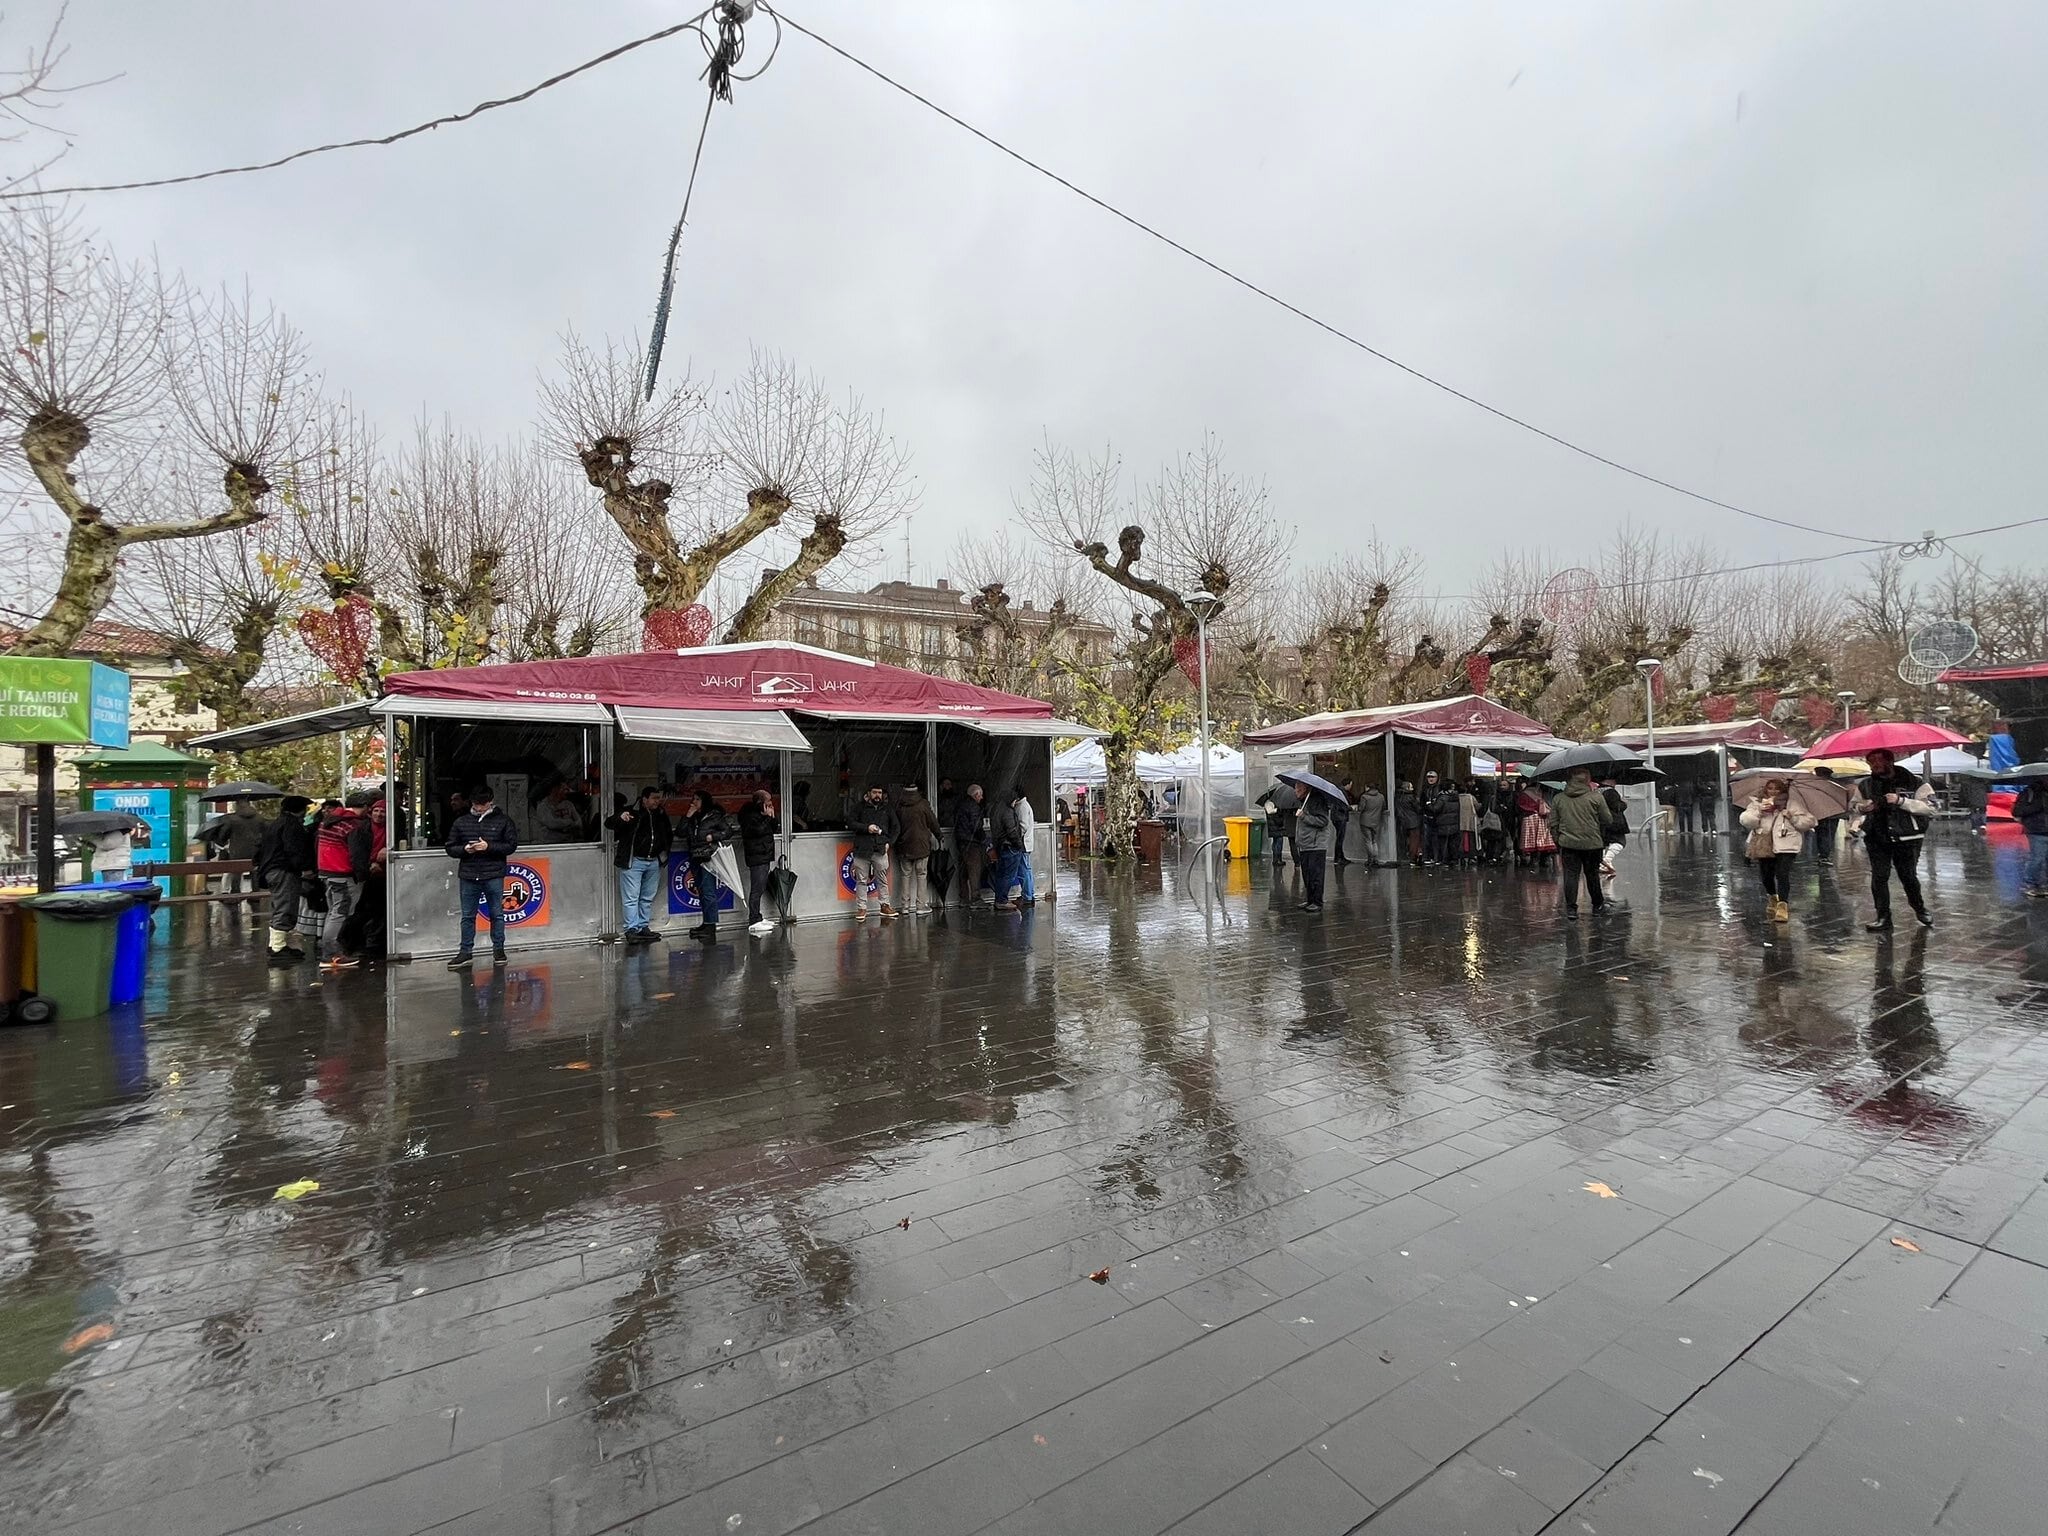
{"left": 1530, "top": 742, "right": 1664, "bottom": 786}
{"left": 1957, "top": 762, "right": 2048, "bottom": 781}
{"left": 199, "top": 780, "right": 287, "bottom": 802}
{"left": 56, "top": 811, "right": 143, "bottom": 837}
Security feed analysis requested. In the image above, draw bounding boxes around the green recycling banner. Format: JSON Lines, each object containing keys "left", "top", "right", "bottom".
{"left": 0, "top": 657, "right": 132, "bottom": 747}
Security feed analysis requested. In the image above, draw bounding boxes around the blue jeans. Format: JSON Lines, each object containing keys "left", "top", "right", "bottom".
{"left": 691, "top": 859, "right": 719, "bottom": 929}
{"left": 459, "top": 875, "right": 505, "bottom": 956}
{"left": 2027, "top": 835, "right": 2048, "bottom": 890}
{"left": 619, "top": 857, "right": 659, "bottom": 931}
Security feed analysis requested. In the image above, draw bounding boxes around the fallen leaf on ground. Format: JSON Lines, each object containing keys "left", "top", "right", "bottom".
{"left": 650, "top": 1110, "right": 677, "bottom": 1120}
{"left": 560, "top": 1061, "right": 591, "bottom": 1071}
{"left": 897, "top": 1217, "right": 911, "bottom": 1230}
{"left": 1583, "top": 1181, "right": 1619, "bottom": 1199}
{"left": 1032, "top": 1434, "right": 1048, "bottom": 1446}
{"left": 274, "top": 1179, "right": 320, "bottom": 1201}
{"left": 1890, "top": 1235, "right": 1922, "bottom": 1253}
{"left": 1088, "top": 1268, "right": 1111, "bottom": 1284}
{"left": 653, "top": 993, "right": 675, "bottom": 1000}
{"left": 61, "top": 1323, "right": 114, "bottom": 1354}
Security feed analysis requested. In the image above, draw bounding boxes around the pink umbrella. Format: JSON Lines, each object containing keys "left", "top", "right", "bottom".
{"left": 1807, "top": 721, "right": 1972, "bottom": 759}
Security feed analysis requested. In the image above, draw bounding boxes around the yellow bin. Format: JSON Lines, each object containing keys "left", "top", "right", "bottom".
{"left": 1224, "top": 816, "right": 1253, "bottom": 860}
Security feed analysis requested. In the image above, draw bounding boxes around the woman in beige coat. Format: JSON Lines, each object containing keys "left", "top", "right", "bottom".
{"left": 1740, "top": 778, "right": 1817, "bottom": 923}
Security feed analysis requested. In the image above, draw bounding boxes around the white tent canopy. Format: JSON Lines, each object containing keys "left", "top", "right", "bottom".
{"left": 1053, "top": 741, "right": 1243, "bottom": 786}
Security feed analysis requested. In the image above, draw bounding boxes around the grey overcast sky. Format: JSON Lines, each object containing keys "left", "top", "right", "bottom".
{"left": 23, "top": 0, "right": 2048, "bottom": 593}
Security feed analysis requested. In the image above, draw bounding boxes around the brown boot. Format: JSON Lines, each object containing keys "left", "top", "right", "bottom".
{"left": 1772, "top": 898, "right": 1789, "bottom": 923}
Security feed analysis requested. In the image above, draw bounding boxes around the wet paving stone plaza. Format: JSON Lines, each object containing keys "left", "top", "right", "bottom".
{"left": 4, "top": 830, "right": 2047, "bottom": 1536}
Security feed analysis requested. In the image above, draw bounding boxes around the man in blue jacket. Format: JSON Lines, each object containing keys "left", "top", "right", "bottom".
{"left": 444, "top": 784, "right": 520, "bottom": 968}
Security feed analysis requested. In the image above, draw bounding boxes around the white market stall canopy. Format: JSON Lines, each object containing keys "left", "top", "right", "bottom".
{"left": 1054, "top": 740, "right": 1243, "bottom": 786}
{"left": 1602, "top": 719, "right": 1803, "bottom": 759}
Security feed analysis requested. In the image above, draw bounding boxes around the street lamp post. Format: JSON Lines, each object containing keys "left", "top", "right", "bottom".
{"left": 1837, "top": 690, "right": 1856, "bottom": 732}
{"left": 1635, "top": 659, "right": 1662, "bottom": 768}
{"left": 1182, "top": 591, "right": 1221, "bottom": 888}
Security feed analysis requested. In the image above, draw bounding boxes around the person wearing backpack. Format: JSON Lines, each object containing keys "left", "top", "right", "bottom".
{"left": 314, "top": 799, "right": 366, "bottom": 969}
{"left": 1855, "top": 749, "right": 1937, "bottom": 932}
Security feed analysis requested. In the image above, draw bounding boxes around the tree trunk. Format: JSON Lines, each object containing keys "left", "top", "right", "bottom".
{"left": 9, "top": 411, "right": 271, "bottom": 657}
{"left": 10, "top": 515, "right": 122, "bottom": 656}
{"left": 168, "top": 599, "right": 281, "bottom": 727}
{"left": 1101, "top": 734, "right": 1147, "bottom": 859}
{"left": 577, "top": 438, "right": 792, "bottom": 616}
{"left": 721, "top": 514, "right": 845, "bottom": 642}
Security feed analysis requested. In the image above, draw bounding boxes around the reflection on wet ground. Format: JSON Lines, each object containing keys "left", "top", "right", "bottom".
{"left": 2, "top": 831, "right": 2045, "bottom": 1535}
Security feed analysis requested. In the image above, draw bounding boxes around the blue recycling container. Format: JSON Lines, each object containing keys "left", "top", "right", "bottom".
{"left": 62, "top": 880, "right": 158, "bottom": 1006}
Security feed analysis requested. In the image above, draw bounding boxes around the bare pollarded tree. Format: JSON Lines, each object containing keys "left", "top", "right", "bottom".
{"left": 718, "top": 361, "right": 916, "bottom": 642}
{"left": 1018, "top": 431, "right": 1284, "bottom": 856}
{"left": 497, "top": 452, "right": 639, "bottom": 659}
{"left": 542, "top": 338, "right": 913, "bottom": 640}
{"left": 1, "top": 6, "right": 100, "bottom": 191}
{"left": 0, "top": 202, "right": 309, "bottom": 656}
{"left": 948, "top": 527, "right": 1096, "bottom": 707}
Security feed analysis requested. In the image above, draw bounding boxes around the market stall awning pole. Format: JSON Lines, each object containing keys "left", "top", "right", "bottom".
{"left": 1382, "top": 733, "right": 1397, "bottom": 866}
{"left": 35, "top": 744, "right": 56, "bottom": 893}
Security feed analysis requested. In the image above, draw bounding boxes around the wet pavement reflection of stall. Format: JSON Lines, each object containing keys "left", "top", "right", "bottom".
{"left": 3, "top": 829, "right": 2047, "bottom": 1536}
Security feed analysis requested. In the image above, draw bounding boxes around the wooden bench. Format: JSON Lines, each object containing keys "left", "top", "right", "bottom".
{"left": 138, "top": 860, "right": 264, "bottom": 904}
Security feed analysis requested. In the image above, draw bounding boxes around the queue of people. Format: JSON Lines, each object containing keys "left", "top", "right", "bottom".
{"left": 258, "top": 790, "right": 389, "bottom": 971}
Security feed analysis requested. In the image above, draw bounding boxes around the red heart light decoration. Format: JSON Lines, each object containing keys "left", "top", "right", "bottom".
{"left": 1173, "top": 633, "right": 1206, "bottom": 684}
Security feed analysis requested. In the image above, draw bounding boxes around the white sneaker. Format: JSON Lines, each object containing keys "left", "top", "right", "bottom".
{"left": 747, "top": 919, "right": 775, "bottom": 934}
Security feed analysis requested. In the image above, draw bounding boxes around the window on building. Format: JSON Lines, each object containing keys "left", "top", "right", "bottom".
{"left": 836, "top": 615, "right": 863, "bottom": 652}
{"left": 880, "top": 620, "right": 907, "bottom": 652}
{"left": 921, "top": 624, "right": 948, "bottom": 657}
{"left": 794, "top": 613, "right": 823, "bottom": 645}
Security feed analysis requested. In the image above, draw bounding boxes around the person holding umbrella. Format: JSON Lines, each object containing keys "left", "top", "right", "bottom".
{"left": 1856, "top": 748, "right": 1937, "bottom": 932}
{"left": 1552, "top": 767, "right": 1617, "bottom": 919}
{"left": 1277, "top": 769, "right": 1345, "bottom": 913}
{"left": 1739, "top": 778, "right": 1817, "bottom": 922}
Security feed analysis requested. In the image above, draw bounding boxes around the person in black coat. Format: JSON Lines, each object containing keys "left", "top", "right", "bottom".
{"left": 736, "top": 789, "right": 779, "bottom": 931}
{"left": 679, "top": 789, "right": 735, "bottom": 940}
{"left": 951, "top": 784, "right": 992, "bottom": 908}
{"left": 605, "top": 786, "right": 674, "bottom": 944}
{"left": 257, "top": 795, "right": 315, "bottom": 964}
{"left": 444, "top": 785, "right": 520, "bottom": 967}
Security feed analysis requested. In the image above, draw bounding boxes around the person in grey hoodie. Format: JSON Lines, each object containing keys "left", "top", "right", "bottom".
{"left": 1292, "top": 784, "right": 1338, "bottom": 912}
{"left": 1552, "top": 768, "right": 1616, "bottom": 920}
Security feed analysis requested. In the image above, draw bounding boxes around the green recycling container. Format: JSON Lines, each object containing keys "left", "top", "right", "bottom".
{"left": 1249, "top": 821, "right": 1266, "bottom": 858}
{"left": 23, "top": 890, "right": 136, "bottom": 1021}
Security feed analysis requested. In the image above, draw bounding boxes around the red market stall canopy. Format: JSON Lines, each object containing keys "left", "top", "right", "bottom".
{"left": 1243, "top": 694, "right": 1574, "bottom": 758}
{"left": 1602, "top": 719, "right": 1803, "bottom": 757}
{"left": 193, "top": 643, "right": 1096, "bottom": 752}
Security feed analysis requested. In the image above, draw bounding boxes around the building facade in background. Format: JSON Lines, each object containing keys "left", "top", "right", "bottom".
{"left": 763, "top": 578, "right": 1116, "bottom": 679}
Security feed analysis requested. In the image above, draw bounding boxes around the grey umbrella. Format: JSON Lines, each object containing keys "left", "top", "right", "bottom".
{"left": 198, "top": 780, "right": 287, "bottom": 801}
{"left": 1275, "top": 768, "right": 1349, "bottom": 804}
{"left": 1529, "top": 742, "right": 1664, "bottom": 786}
{"left": 1957, "top": 762, "right": 2048, "bottom": 781}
